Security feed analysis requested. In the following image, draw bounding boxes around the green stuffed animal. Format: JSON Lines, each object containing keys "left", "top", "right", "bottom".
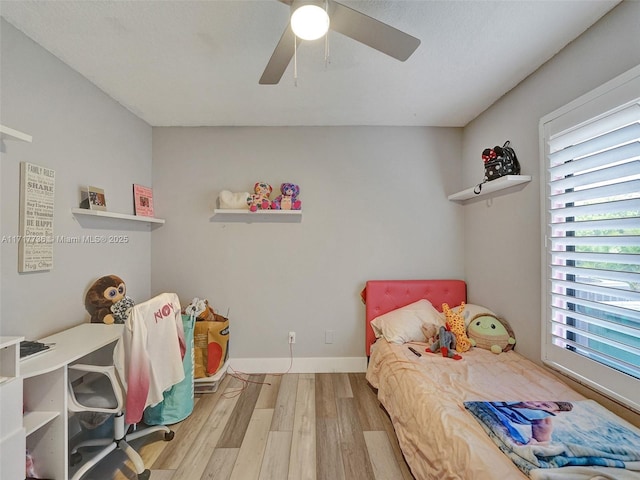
{"left": 467, "top": 314, "right": 516, "bottom": 354}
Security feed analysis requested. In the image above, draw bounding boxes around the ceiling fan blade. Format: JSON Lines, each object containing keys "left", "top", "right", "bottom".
{"left": 259, "top": 24, "right": 300, "bottom": 85}
{"left": 328, "top": 0, "right": 420, "bottom": 61}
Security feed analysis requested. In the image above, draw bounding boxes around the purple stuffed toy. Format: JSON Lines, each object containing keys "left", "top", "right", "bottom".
{"left": 271, "top": 183, "right": 302, "bottom": 210}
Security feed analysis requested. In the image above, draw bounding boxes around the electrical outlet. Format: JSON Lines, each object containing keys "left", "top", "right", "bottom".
{"left": 325, "top": 330, "right": 334, "bottom": 344}
{"left": 288, "top": 331, "right": 296, "bottom": 344}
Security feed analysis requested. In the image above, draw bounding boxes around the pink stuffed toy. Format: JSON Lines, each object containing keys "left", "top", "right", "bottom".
{"left": 247, "top": 182, "right": 272, "bottom": 212}
{"left": 271, "top": 183, "right": 302, "bottom": 210}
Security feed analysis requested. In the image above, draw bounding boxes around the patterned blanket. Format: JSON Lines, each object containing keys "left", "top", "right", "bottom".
{"left": 464, "top": 400, "right": 640, "bottom": 476}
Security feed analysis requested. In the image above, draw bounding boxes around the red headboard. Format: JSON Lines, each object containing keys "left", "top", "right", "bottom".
{"left": 362, "top": 279, "right": 467, "bottom": 356}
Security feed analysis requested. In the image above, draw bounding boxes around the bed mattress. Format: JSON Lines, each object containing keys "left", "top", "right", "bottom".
{"left": 366, "top": 339, "right": 640, "bottom": 480}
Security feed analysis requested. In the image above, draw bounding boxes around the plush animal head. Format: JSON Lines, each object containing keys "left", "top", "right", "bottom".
{"left": 467, "top": 314, "right": 516, "bottom": 354}
{"left": 85, "top": 275, "right": 126, "bottom": 324}
{"left": 421, "top": 323, "right": 439, "bottom": 344}
{"left": 280, "top": 183, "right": 300, "bottom": 198}
{"left": 254, "top": 182, "right": 273, "bottom": 197}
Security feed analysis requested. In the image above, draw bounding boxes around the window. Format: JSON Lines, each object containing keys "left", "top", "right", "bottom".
{"left": 540, "top": 65, "right": 640, "bottom": 412}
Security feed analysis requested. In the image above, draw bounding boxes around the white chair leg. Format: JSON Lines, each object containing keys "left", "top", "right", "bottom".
{"left": 118, "top": 439, "right": 146, "bottom": 474}
{"left": 70, "top": 437, "right": 113, "bottom": 454}
{"left": 70, "top": 443, "right": 118, "bottom": 480}
{"left": 126, "top": 424, "right": 171, "bottom": 441}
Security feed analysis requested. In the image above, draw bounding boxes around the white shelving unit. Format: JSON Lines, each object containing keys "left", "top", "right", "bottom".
{"left": 211, "top": 209, "right": 302, "bottom": 223}
{"left": 448, "top": 175, "right": 532, "bottom": 202}
{"left": 0, "top": 336, "right": 25, "bottom": 480}
{"left": 0, "top": 124, "right": 33, "bottom": 143}
{"left": 72, "top": 207, "right": 165, "bottom": 224}
{"left": 17, "top": 324, "right": 123, "bottom": 480}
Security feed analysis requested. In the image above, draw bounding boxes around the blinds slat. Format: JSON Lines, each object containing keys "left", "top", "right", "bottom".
{"left": 551, "top": 251, "right": 640, "bottom": 266}
{"left": 549, "top": 102, "right": 640, "bottom": 154}
{"left": 551, "top": 278, "right": 640, "bottom": 302}
{"left": 551, "top": 178, "right": 640, "bottom": 205}
{"left": 550, "top": 197, "right": 640, "bottom": 218}
{"left": 550, "top": 141, "right": 640, "bottom": 178}
{"left": 550, "top": 264, "right": 640, "bottom": 287}
{"left": 550, "top": 295, "right": 640, "bottom": 322}
{"left": 551, "top": 307, "right": 640, "bottom": 334}
{"left": 551, "top": 216, "right": 640, "bottom": 233}
{"left": 551, "top": 235, "right": 640, "bottom": 248}
{"left": 548, "top": 122, "right": 640, "bottom": 165}
{"left": 550, "top": 159, "right": 639, "bottom": 192}
{"left": 550, "top": 320, "right": 640, "bottom": 355}
{"left": 549, "top": 336, "right": 640, "bottom": 377}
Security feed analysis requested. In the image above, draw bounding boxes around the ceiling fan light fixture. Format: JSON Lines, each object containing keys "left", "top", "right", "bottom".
{"left": 291, "top": 4, "right": 330, "bottom": 41}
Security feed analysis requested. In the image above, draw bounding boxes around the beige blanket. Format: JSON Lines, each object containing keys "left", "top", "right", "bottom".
{"left": 365, "top": 339, "right": 640, "bottom": 480}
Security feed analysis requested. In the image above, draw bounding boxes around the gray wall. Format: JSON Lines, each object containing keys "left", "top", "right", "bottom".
{"left": 460, "top": 1, "right": 640, "bottom": 421}
{"left": 151, "top": 126, "right": 464, "bottom": 361}
{"left": 0, "top": 20, "right": 154, "bottom": 339}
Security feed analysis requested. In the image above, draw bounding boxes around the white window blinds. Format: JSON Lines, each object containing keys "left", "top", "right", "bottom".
{"left": 541, "top": 66, "right": 640, "bottom": 412}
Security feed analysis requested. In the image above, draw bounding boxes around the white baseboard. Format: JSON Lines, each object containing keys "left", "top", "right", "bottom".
{"left": 228, "top": 356, "right": 368, "bottom": 374}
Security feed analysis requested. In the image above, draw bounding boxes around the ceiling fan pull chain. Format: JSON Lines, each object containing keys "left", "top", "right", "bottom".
{"left": 324, "top": 32, "right": 330, "bottom": 69}
{"left": 294, "top": 34, "right": 298, "bottom": 87}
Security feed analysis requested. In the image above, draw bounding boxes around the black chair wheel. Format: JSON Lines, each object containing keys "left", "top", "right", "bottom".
{"left": 69, "top": 451, "right": 82, "bottom": 466}
{"left": 137, "top": 468, "right": 151, "bottom": 480}
{"left": 164, "top": 430, "right": 175, "bottom": 441}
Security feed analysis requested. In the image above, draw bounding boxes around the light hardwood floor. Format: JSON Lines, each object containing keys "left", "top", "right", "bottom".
{"left": 78, "top": 373, "right": 416, "bottom": 480}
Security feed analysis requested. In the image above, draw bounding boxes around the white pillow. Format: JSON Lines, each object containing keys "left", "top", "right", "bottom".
{"left": 371, "top": 299, "right": 445, "bottom": 344}
{"left": 452, "top": 303, "right": 497, "bottom": 327}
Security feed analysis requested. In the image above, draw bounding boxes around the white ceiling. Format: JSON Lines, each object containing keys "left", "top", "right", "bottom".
{"left": 0, "top": 0, "right": 620, "bottom": 127}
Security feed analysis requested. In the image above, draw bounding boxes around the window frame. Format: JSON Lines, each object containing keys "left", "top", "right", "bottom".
{"left": 539, "top": 64, "right": 640, "bottom": 413}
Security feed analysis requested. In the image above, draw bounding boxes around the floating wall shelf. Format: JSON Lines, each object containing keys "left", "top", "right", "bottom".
{"left": 211, "top": 209, "right": 302, "bottom": 223}
{"left": 448, "top": 175, "right": 532, "bottom": 202}
{"left": 0, "top": 125, "right": 32, "bottom": 143}
{"left": 71, "top": 208, "right": 165, "bottom": 224}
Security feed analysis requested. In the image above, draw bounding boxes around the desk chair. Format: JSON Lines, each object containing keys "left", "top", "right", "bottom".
{"left": 67, "top": 293, "right": 186, "bottom": 480}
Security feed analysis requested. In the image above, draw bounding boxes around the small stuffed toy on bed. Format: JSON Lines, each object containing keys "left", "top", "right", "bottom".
{"left": 427, "top": 324, "right": 462, "bottom": 360}
{"left": 467, "top": 314, "right": 516, "bottom": 354}
{"left": 443, "top": 302, "right": 472, "bottom": 353}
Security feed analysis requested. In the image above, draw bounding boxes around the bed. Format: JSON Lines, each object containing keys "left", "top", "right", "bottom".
{"left": 363, "top": 279, "right": 640, "bottom": 480}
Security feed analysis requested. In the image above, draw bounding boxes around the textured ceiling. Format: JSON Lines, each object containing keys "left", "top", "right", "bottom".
{"left": 0, "top": 0, "right": 620, "bottom": 127}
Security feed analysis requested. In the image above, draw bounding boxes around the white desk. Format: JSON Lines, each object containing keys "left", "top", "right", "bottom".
{"left": 17, "top": 324, "right": 123, "bottom": 480}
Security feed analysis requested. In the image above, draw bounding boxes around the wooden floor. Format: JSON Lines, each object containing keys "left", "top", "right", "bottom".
{"left": 79, "top": 372, "right": 416, "bottom": 480}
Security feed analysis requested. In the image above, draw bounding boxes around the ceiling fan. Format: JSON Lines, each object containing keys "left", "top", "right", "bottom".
{"left": 259, "top": 0, "right": 421, "bottom": 85}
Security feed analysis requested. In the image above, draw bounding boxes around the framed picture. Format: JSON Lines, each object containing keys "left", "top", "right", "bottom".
{"left": 80, "top": 186, "right": 107, "bottom": 211}
{"left": 19, "top": 162, "right": 55, "bottom": 272}
{"left": 133, "top": 184, "right": 154, "bottom": 217}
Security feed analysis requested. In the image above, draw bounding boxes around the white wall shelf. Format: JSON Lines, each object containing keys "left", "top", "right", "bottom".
{"left": 448, "top": 175, "right": 532, "bottom": 202}
{"left": 72, "top": 208, "right": 165, "bottom": 224}
{"left": 211, "top": 209, "right": 302, "bottom": 223}
{"left": 0, "top": 124, "right": 33, "bottom": 143}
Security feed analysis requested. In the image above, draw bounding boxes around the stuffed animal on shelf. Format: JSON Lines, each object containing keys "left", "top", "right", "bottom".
{"left": 247, "top": 182, "right": 273, "bottom": 212}
{"left": 218, "top": 190, "right": 250, "bottom": 210}
{"left": 427, "top": 325, "right": 462, "bottom": 360}
{"left": 85, "top": 275, "right": 135, "bottom": 324}
{"left": 467, "top": 314, "right": 516, "bottom": 354}
{"left": 442, "top": 302, "right": 472, "bottom": 353}
{"left": 271, "top": 183, "right": 302, "bottom": 210}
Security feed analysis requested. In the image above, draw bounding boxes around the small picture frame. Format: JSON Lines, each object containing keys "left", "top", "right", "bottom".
{"left": 80, "top": 186, "right": 107, "bottom": 211}
{"left": 133, "top": 184, "right": 154, "bottom": 217}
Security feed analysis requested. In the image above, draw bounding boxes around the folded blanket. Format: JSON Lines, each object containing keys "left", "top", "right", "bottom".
{"left": 464, "top": 400, "right": 640, "bottom": 477}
